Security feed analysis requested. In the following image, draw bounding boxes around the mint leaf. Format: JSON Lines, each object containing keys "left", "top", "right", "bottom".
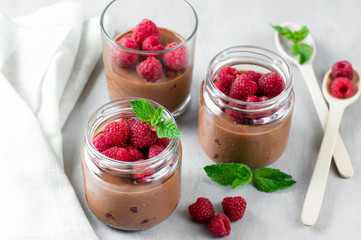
{"left": 151, "top": 106, "right": 163, "bottom": 126}
{"left": 297, "top": 43, "right": 313, "bottom": 64}
{"left": 204, "top": 163, "right": 252, "bottom": 189}
{"left": 130, "top": 100, "right": 155, "bottom": 124}
{"left": 156, "top": 119, "right": 181, "bottom": 138}
{"left": 292, "top": 26, "right": 309, "bottom": 43}
{"left": 252, "top": 168, "right": 296, "bottom": 192}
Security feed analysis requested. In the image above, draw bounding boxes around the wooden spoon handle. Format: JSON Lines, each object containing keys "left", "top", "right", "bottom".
{"left": 301, "top": 105, "right": 345, "bottom": 226}
{"left": 299, "top": 64, "right": 353, "bottom": 178}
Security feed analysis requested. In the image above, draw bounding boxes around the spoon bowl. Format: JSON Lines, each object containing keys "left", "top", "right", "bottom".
{"left": 302, "top": 69, "right": 360, "bottom": 226}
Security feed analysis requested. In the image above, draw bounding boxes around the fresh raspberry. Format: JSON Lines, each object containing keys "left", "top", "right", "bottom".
{"left": 92, "top": 133, "right": 109, "bottom": 152}
{"left": 129, "top": 120, "right": 157, "bottom": 149}
{"left": 155, "top": 137, "right": 170, "bottom": 148}
{"left": 142, "top": 36, "right": 164, "bottom": 52}
{"left": 208, "top": 214, "right": 231, "bottom": 238}
{"left": 102, "top": 147, "right": 131, "bottom": 161}
{"left": 165, "top": 69, "right": 178, "bottom": 78}
{"left": 148, "top": 144, "right": 165, "bottom": 158}
{"left": 163, "top": 42, "right": 188, "bottom": 70}
{"left": 132, "top": 19, "right": 161, "bottom": 45}
{"left": 225, "top": 102, "right": 244, "bottom": 124}
{"left": 258, "top": 72, "right": 285, "bottom": 97}
{"left": 246, "top": 95, "right": 260, "bottom": 102}
{"left": 136, "top": 56, "right": 163, "bottom": 82}
{"left": 216, "top": 66, "right": 240, "bottom": 88}
{"left": 124, "top": 145, "right": 144, "bottom": 161}
{"left": 188, "top": 197, "right": 215, "bottom": 223}
{"left": 132, "top": 163, "right": 155, "bottom": 182}
{"left": 118, "top": 117, "right": 136, "bottom": 129}
{"left": 332, "top": 60, "right": 354, "bottom": 79}
{"left": 229, "top": 75, "right": 258, "bottom": 100}
{"left": 111, "top": 36, "right": 139, "bottom": 67}
{"left": 103, "top": 121, "right": 130, "bottom": 147}
{"left": 331, "top": 77, "right": 354, "bottom": 98}
{"left": 222, "top": 196, "right": 247, "bottom": 222}
{"left": 243, "top": 70, "right": 262, "bottom": 84}
{"left": 259, "top": 96, "right": 269, "bottom": 101}
{"left": 214, "top": 81, "right": 229, "bottom": 95}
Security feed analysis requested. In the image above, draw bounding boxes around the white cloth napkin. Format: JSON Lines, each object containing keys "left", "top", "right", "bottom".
{"left": 0, "top": 1, "right": 103, "bottom": 239}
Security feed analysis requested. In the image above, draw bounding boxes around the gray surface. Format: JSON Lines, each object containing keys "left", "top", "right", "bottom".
{"left": 3, "top": 0, "right": 361, "bottom": 239}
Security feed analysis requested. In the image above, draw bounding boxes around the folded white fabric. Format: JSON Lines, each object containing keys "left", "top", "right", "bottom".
{"left": 0, "top": 1, "right": 101, "bottom": 239}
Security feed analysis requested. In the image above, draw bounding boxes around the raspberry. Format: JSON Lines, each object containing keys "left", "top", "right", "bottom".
{"left": 93, "top": 133, "right": 108, "bottom": 152}
{"left": 102, "top": 147, "right": 131, "bottom": 161}
{"left": 216, "top": 66, "right": 240, "bottom": 88}
{"left": 124, "top": 145, "right": 144, "bottom": 161}
{"left": 163, "top": 42, "right": 188, "bottom": 70}
{"left": 103, "top": 121, "right": 130, "bottom": 147}
{"left": 118, "top": 117, "right": 136, "bottom": 129}
{"left": 331, "top": 77, "right": 354, "bottom": 98}
{"left": 155, "top": 137, "right": 170, "bottom": 148}
{"left": 129, "top": 120, "right": 157, "bottom": 149}
{"left": 229, "top": 75, "right": 258, "bottom": 100}
{"left": 136, "top": 56, "right": 163, "bottom": 82}
{"left": 132, "top": 163, "right": 155, "bottom": 182}
{"left": 225, "top": 102, "right": 244, "bottom": 124}
{"left": 259, "top": 96, "right": 269, "bottom": 101}
{"left": 208, "top": 214, "right": 231, "bottom": 238}
{"left": 332, "top": 60, "right": 354, "bottom": 79}
{"left": 142, "top": 36, "right": 164, "bottom": 52}
{"left": 243, "top": 70, "right": 262, "bottom": 84}
{"left": 132, "top": 19, "right": 161, "bottom": 45}
{"left": 188, "top": 197, "right": 215, "bottom": 223}
{"left": 214, "top": 81, "right": 229, "bottom": 95}
{"left": 111, "top": 36, "right": 139, "bottom": 67}
{"left": 258, "top": 72, "right": 285, "bottom": 97}
{"left": 148, "top": 144, "right": 165, "bottom": 158}
{"left": 222, "top": 196, "right": 247, "bottom": 222}
{"left": 246, "top": 95, "right": 260, "bottom": 102}
{"left": 165, "top": 69, "right": 178, "bottom": 78}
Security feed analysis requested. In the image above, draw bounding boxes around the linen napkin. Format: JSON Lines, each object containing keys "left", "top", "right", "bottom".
{"left": 0, "top": 1, "right": 104, "bottom": 239}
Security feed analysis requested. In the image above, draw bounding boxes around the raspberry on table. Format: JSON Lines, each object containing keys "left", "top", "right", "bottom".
{"left": 243, "top": 70, "right": 262, "bottom": 84}
{"left": 102, "top": 147, "right": 131, "bottom": 162}
{"left": 148, "top": 144, "right": 165, "bottom": 158}
{"left": 136, "top": 56, "right": 163, "bottom": 82}
{"left": 142, "top": 36, "right": 164, "bottom": 52}
{"left": 188, "top": 197, "right": 215, "bottom": 223}
{"left": 132, "top": 18, "right": 161, "bottom": 45}
{"left": 93, "top": 133, "right": 109, "bottom": 152}
{"left": 332, "top": 60, "right": 354, "bottom": 80}
{"left": 229, "top": 75, "right": 258, "bottom": 100}
{"left": 163, "top": 42, "right": 188, "bottom": 70}
{"left": 216, "top": 66, "right": 240, "bottom": 89}
{"left": 222, "top": 196, "right": 247, "bottom": 222}
{"left": 129, "top": 120, "right": 157, "bottom": 149}
{"left": 103, "top": 121, "right": 130, "bottom": 147}
{"left": 155, "top": 137, "right": 170, "bottom": 148}
{"left": 111, "top": 36, "right": 139, "bottom": 67}
{"left": 214, "top": 81, "right": 229, "bottom": 96}
{"left": 208, "top": 214, "right": 231, "bottom": 238}
{"left": 124, "top": 145, "right": 144, "bottom": 161}
{"left": 258, "top": 72, "right": 285, "bottom": 97}
{"left": 331, "top": 77, "right": 354, "bottom": 98}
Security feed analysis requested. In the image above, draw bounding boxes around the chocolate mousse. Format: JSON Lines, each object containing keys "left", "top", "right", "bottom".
{"left": 103, "top": 27, "right": 193, "bottom": 112}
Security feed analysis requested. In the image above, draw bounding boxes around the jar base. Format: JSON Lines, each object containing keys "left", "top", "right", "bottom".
{"left": 171, "top": 93, "right": 191, "bottom": 117}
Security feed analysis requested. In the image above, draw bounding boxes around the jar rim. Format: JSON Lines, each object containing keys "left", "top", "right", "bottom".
{"left": 84, "top": 97, "right": 179, "bottom": 173}
{"left": 99, "top": 0, "right": 198, "bottom": 55}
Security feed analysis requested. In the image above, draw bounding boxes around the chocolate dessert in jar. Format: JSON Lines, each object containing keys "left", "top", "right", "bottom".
{"left": 100, "top": 0, "right": 198, "bottom": 117}
{"left": 198, "top": 46, "right": 295, "bottom": 169}
{"left": 81, "top": 98, "right": 182, "bottom": 230}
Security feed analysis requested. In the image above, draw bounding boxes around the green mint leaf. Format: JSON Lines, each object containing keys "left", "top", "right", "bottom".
{"left": 156, "top": 119, "right": 181, "bottom": 138}
{"left": 204, "top": 163, "right": 252, "bottom": 188}
{"left": 292, "top": 26, "right": 309, "bottom": 43}
{"left": 252, "top": 168, "right": 296, "bottom": 192}
{"left": 290, "top": 44, "right": 300, "bottom": 56}
{"left": 297, "top": 43, "right": 313, "bottom": 64}
{"left": 130, "top": 100, "right": 156, "bottom": 124}
{"left": 271, "top": 24, "right": 292, "bottom": 36}
{"left": 151, "top": 106, "right": 163, "bottom": 126}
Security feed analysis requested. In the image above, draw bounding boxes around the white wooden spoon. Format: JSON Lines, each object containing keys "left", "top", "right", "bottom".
{"left": 301, "top": 69, "right": 360, "bottom": 226}
{"left": 274, "top": 22, "right": 354, "bottom": 178}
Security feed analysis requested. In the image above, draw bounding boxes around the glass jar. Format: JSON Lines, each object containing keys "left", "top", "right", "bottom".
{"left": 198, "top": 46, "right": 294, "bottom": 169}
{"left": 81, "top": 98, "right": 181, "bottom": 230}
{"left": 100, "top": 0, "right": 198, "bottom": 117}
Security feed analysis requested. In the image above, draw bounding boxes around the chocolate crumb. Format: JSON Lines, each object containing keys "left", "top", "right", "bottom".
{"left": 105, "top": 213, "right": 114, "bottom": 220}
{"left": 215, "top": 139, "right": 221, "bottom": 146}
{"left": 141, "top": 219, "right": 149, "bottom": 224}
{"left": 169, "top": 84, "right": 177, "bottom": 91}
{"left": 214, "top": 154, "right": 219, "bottom": 159}
{"left": 130, "top": 207, "right": 138, "bottom": 213}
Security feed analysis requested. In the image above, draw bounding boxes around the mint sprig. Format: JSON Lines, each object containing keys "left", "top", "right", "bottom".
{"left": 271, "top": 24, "right": 313, "bottom": 65}
{"left": 130, "top": 100, "right": 181, "bottom": 139}
{"left": 204, "top": 163, "right": 296, "bottom": 192}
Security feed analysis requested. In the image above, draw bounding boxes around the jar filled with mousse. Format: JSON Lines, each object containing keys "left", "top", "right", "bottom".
{"left": 198, "top": 46, "right": 295, "bottom": 169}
{"left": 81, "top": 98, "right": 181, "bottom": 230}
